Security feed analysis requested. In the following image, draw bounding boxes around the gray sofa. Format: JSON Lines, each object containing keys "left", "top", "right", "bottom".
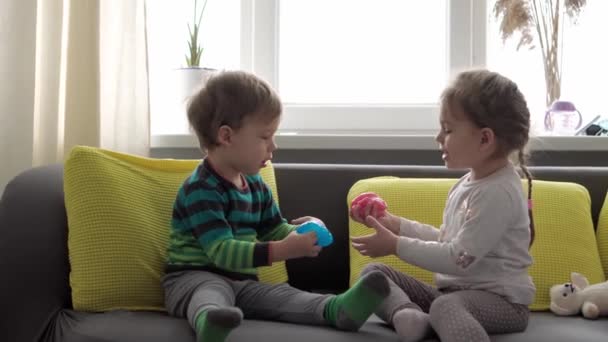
{"left": 2, "top": 163, "right": 608, "bottom": 342}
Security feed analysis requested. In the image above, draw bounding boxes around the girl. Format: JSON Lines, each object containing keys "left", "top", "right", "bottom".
{"left": 351, "top": 69, "right": 536, "bottom": 342}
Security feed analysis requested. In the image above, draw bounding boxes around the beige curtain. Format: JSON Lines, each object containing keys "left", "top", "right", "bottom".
{"left": 0, "top": 0, "right": 149, "bottom": 191}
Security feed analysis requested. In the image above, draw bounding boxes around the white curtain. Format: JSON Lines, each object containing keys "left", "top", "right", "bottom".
{"left": 0, "top": 0, "right": 149, "bottom": 192}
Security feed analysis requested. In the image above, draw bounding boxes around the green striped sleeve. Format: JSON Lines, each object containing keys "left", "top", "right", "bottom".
{"left": 259, "top": 221, "right": 296, "bottom": 242}
{"left": 255, "top": 178, "right": 291, "bottom": 240}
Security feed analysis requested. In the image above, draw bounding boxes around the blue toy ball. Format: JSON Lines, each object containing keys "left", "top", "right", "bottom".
{"left": 296, "top": 221, "right": 334, "bottom": 247}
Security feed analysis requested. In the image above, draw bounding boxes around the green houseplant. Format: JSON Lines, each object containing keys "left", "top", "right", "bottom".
{"left": 175, "top": 0, "right": 215, "bottom": 131}
{"left": 185, "top": 0, "right": 207, "bottom": 67}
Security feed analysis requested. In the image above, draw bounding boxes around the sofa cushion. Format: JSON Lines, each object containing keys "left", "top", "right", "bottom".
{"left": 64, "top": 146, "right": 287, "bottom": 312}
{"left": 348, "top": 176, "right": 605, "bottom": 311}
{"left": 51, "top": 311, "right": 399, "bottom": 342}
{"left": 50, "top": 310, "right": 608, "bottom": 342}
{"left": 349, "top": 177, "right": 451, "bottom": 286}
{"left": 597, "top": 192, "right": 608, "bottom": 278}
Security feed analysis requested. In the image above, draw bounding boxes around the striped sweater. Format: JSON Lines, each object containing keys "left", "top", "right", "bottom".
{"left": 166, "top": 159, "right": 295, "bottom": 280}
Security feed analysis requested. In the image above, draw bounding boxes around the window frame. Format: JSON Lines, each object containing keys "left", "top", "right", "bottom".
{"left": 240, "top": 0, "right": 487, "bottom": 135}
{"left": 150, "top": 0, "right": 608, "bottom": 151}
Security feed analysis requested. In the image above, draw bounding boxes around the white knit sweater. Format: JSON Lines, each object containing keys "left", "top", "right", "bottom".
{"left": 396, "top": 163, "right": 536, "bottom": 305}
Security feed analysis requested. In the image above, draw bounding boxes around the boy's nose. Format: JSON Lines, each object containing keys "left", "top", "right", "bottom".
{"left": 270, "top": 138, "right": 278, "bottom": 151}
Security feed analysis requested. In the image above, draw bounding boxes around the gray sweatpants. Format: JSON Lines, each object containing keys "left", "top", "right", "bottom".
{"left": 162, "top": 270, "right": 332, "bottom": 329}
{"left": 362, "top": 263, "right": 529, "bottom": 342}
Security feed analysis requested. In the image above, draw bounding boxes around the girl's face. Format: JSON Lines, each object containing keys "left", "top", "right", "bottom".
{"left": 435, "top": 104, "right": 489, "bottom": 170}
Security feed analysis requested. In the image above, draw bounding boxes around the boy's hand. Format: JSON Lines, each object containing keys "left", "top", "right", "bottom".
{"left": 271, "top": 231, "right": 322, "bottom": 261}
{"left": 291, "top": 216, "right": 325, "bottom": 227}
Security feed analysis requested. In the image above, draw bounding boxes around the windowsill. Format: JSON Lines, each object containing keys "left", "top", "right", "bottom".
{"left": 151, "top": 133, "right": 608, "bottom": 151}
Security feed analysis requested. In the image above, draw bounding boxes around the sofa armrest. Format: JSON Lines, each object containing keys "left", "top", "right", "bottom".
{"left": 0, "top": 165, "right": 71, "bottom": 342}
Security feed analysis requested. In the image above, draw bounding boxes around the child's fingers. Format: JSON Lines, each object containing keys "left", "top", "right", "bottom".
{"left": 350, "top": 234, "right": 374, "bottom": 244}
{"left": 351, "top": 242, "right": 369, "bottom": 256}
{"left": 304, "top": 231, "right": 318, "bottom": 244}
{"left": 350, "top": 209, "right": 364, "bottom": 223}
{"left": 363, "top": 205, "right": 372, "bottom": 219}
{"left": 357, "top": 197, "right": 372, "bottom": 218}
{"left": 370, "top": 204, "right": 378, "bottom": 218}
{"left": 291, "top": 216, "right": 313, "bottom": 225}
{"left": 351, "top": 192, "right": 374, "bottom": 207}
{"left": 369, "top": 199, "right": 387, "bottom": 218}
{"left": 351, "top": 241, "right": 363, "bottom": 250}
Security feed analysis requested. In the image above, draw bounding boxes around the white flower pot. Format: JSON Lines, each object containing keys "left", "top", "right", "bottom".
{"left": 173, "top": 67, "right": 217, "bottom": 131}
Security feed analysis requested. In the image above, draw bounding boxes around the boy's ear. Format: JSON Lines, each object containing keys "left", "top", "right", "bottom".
{"left": 217, "top": 125, "right": 233, "bottom": 146}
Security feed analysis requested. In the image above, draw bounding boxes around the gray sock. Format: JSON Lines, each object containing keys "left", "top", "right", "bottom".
{"left": 393, "top": 308, "right": 431, "bottom": 342}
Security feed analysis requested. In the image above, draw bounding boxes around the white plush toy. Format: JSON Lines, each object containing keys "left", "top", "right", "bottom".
{"left": 549, "top": 272, "right": 608, "bottom": 319}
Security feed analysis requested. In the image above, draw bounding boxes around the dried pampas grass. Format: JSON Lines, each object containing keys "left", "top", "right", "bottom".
{"left": 493, "top": 0, "right": 586, "bottom": 106}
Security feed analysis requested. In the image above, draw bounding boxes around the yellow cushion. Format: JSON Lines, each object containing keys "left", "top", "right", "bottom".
{"left": 348, "top": 177, "right": 605, "bottom": 311}
{"left": 597, "top": 193, "right": 608, "bottom": 278}
{"left": 64, "top": 146, "right": 288, "bottom": 312}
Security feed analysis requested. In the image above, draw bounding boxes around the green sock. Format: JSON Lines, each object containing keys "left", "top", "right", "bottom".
{"left": 324, "top": 270, "right": 389, "bottom": 331}
{"left": 195, "top": 307, "right": 243, "bottom": 342}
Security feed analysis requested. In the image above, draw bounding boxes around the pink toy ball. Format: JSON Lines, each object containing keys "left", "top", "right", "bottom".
{"left": 351, "top": 192, "right": 387, "bottom": 221}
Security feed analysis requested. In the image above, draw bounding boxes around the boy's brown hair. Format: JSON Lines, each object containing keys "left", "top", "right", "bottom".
{"left": 187, "top": 70, "right": 282, "bottom": 150}
{"left": 440, "top": 69, "right": 535, "bottom": 247}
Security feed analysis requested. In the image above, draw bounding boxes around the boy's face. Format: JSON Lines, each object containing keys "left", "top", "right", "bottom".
{"left": 225, "top": 113, "right": 280, "bottom": 175}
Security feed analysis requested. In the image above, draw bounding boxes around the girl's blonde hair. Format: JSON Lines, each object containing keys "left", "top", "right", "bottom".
{"left": 441, "top": 69, "right": 535, "bottom": 247}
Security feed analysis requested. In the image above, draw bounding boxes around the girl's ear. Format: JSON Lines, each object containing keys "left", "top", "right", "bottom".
{"left": 217, "top": 125, "right": 233, "bottom": 146}
{"left": 479, "top": 127, "right": 496, "bottom": 147}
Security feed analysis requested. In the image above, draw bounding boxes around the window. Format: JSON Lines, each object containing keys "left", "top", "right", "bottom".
{"left": 148, "top": 0, "right": 484, "bottom": 138}
{"left": 148, "top": 1, "right": 608, "bottom": 141}
{"left": 146, "top": 0, "right": 240, "bottom": 135}
{"left": 248, "top": 0, "right": 482, "bottom": 135}
{"left": 486, "top": 0, "right": 608, "bottom": 135}
{"left": 278, "top": 1, "right": 447, "bottom": 105}
{"left": 275, "top": 0, "right": 451, "bottom": 135}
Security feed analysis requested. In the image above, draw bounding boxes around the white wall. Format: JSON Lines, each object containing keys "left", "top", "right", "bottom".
{"left": 0, "top": 0, "right": 37, "bottom": 191}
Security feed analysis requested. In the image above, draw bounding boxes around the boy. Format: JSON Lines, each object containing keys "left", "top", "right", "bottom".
{"left": 162, "top": 70, "right": 389, "bottom": 342}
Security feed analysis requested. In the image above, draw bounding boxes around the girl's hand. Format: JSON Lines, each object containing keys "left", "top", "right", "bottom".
{"left": 350, "top": 192, "right": 387, "bottom": 223}
{"left": 350, "top": 208, "right": 401, "bottom": 235}
{"left": 351, "top": 216, "right": 399, "bottom": 258}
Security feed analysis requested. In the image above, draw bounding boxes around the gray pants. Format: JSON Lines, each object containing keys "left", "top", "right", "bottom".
{"left": 162, "top": 270, "right": 332, "bottom": 329}
{"left": 362, "top": 263, "right": 529, "bottom": 342}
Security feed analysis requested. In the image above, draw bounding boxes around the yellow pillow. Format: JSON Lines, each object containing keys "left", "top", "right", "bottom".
{"left": 597, "top": 192, "right": 608, "bottom": 278}
{"left": 64, "top": 146, "right": 288, "bottom": 312}
{"left": 348, "top": 177, "right": 605, "bottom": 311}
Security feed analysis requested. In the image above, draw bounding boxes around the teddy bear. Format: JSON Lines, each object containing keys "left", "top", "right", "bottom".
{"left": 549, "top": 272, "right": 608, "bottom": 319}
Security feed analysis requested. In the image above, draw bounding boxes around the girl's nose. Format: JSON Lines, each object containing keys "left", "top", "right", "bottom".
{"left": 435, "top": 132, "right": 442, "bottom": 143}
